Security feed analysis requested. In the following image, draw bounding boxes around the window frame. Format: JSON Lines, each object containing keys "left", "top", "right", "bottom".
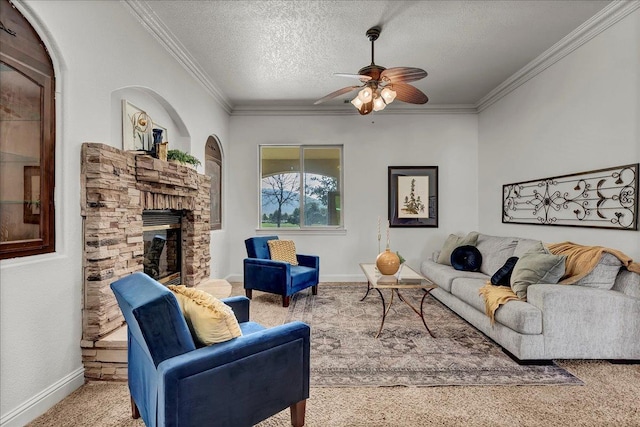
{"left": 0, "top": 1, "right": 56, "bottom": 260}
{"left": 259, "top": 144, "right": 344, "bottom": 231}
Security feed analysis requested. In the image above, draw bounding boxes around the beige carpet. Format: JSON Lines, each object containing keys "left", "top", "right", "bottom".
{"left": 29, "top": 283, "right": 640, "bottom": 427}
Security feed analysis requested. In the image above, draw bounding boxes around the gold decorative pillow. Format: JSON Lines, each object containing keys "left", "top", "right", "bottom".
{"left": 168, "top": 285, "right": 242, "bottom": 345}
{"left": 267, "top": 239, "right": 299, "bottom": 265}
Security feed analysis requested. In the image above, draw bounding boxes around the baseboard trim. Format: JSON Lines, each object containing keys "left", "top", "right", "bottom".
{"left": 0, "top": 367, "right": 85, "bottom": 427}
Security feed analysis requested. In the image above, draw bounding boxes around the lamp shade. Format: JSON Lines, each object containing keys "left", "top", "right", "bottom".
{"left": 381, "top": 87, "right": 397, "bottom": 103}
{"left": 358, "top": 87, "right": 373, "bottom": 103}
{"left": 351, "top": 96, "right": 364, "bottom": 109}
{"left": 373, "top": 96, "right": 386, "bottom": 111}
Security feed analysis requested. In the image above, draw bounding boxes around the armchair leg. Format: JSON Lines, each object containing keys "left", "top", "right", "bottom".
{"left": 245, "top": 289, "right": 252, "bottom": 299}
{"left": 131, "top": 395, "right": 140, "bottom": 419}
{"left": 282, "top": 295, "right": 291, "bottom": 307}
{"left": 312, "top": 285, "right": 318, "bottom": 295}
{"left": 290, "top": 399, "right": 306, "bottom": 427}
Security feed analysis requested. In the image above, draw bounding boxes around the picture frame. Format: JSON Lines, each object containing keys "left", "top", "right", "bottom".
{"left": 122, "top": 100, "right": 168, "bottom": 152}
{"left": 388, "top": 166, "right": 438, "bottom": 227}
{"left": 23, "top": 166, "right": 40, "bottom": 224}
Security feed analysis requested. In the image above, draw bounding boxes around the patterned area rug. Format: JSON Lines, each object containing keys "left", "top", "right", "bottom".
{"left": 284, "top": 284, "right": 583, "bottom": 387}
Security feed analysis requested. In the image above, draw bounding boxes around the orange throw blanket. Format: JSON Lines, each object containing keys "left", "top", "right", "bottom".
{"left": 478, "top": 241, "right": 640, "bottom": 324}
{"left": 478, "top": 283, "right": 520, "bottom": 325}
{"left": 547, "top": 242, "right": 640, "bottom": 284}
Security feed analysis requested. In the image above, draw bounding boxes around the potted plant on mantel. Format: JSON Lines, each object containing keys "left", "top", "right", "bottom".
{"left": 166, "top": 149, "right": 201, "bottom": 169}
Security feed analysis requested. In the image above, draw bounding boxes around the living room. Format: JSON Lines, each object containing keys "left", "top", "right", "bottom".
{"left": 1, "top": 0, "right": 639, "bottom": 426}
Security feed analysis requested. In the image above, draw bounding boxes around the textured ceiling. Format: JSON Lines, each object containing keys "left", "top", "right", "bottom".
{"left": 134, "top": 0, "right": 611, "bottom": 111}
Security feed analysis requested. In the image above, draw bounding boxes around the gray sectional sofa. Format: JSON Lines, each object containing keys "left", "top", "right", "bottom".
{"left": 420, "top": 232, "right": 640, "bottom": 361}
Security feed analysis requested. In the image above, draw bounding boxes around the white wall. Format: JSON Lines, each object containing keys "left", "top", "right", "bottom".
{"left": 0, "top": 1, "right": 229, "bottom": 425}
{"left": 227, "top": 113, "right": 479, "bottom": 281}
{"left": 478, "top": 9, "right": 640, "bottom": 259}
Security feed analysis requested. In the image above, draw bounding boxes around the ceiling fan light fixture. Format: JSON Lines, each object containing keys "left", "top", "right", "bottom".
{"left": 351, "top": 96, "right": 364, "bottom": 109}
{"left": 381, "top": 87, "right": 397, "bottom": 103}
{"left": 372, "top": 95, "right": 386, "bottom": 111}
{"left": 358, "top": 87, "right": 373, "bottom": 103}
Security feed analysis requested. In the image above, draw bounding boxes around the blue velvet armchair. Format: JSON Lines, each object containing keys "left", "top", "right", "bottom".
{"left": 244, "top": 236, "right": 320, "bottom": 307}
{"left": 110, "top": 272, "right": 310, "bottom": 427}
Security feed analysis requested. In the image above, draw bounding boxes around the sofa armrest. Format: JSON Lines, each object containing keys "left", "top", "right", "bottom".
{"left": 243, "top": 258, "right": 290, "bottom": 290}
{"left": 221, "top": 296, "right": 249, "bottom": 323}
{"left": 526, "top": 284, "right": 640, "bottom": 358}
{"left": 158, "top": 321, "right": 310, "bottom": 426}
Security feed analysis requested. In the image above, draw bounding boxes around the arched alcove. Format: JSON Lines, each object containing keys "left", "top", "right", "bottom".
{"left": 205, "top": 135, "right": 223, "bottom": 230}
{"left": 110, "top": 86, "right": 191, "bottom": 153}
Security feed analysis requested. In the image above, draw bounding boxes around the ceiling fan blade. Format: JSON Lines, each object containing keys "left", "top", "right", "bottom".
{"left": 333, "top": 73, "right": 372, "bottom": 81}
{"left": 314, "top": 85, "right": 362, "bottom": 105}
{"left": 381, "top": 67, "right": 427, "bottom": 83}
{"left": 391, "top": 83, "right": 429, "bottom": 104}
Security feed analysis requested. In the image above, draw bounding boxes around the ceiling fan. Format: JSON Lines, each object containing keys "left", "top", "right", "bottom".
{"left": 314, "top": 26, "right": 429, "bottom": 115}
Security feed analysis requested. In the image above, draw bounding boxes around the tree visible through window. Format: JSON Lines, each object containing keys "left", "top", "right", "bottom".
{"left": 260, "top": 146, "right": 342, "bottom": 229}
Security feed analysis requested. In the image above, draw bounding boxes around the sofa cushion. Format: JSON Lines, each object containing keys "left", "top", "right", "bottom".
{"left": 491, "top": 256, "right": 519, "bottom": 286}
{"left": 420, "top": 259, "right": 488, "bottom": 292}
{"left": 513, "top": 238, "right": 543, "bottom": 258}
{"left": 475, "top": 234, "right": 518, "bottom": 276}
{"left": 573, "top": 253, "right": 622, "bottom": 290}
{"left": 168, "top": 285, "right": 242, "bottom": 345}
{"left": 436, "top": 232, "right": 479, "bottom": 266}
{"left": 450, "top": 278, "right": 542, "bottom": 335}
{"left": 612, "top": 269, "right": 640, "bottom": 299}
{"left": 510, "top": 243, "right": 565, "bottom": 300}
{"left": 451, "top": 245, "right": 483, "bottom": 272}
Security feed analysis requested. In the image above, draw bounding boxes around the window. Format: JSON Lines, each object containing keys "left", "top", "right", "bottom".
{"left": 205, "top": 135, "right": 222, "bottom": 230}
{"left": 0, "top": 0, "right": 56, "bottom": 259}
{"left": 260, "top": 145, "right": 343, "bottom": 229}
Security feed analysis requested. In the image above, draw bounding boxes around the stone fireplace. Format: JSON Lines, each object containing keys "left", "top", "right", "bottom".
{"left": 80, "top": 142, "right": 210, "bottom": 379}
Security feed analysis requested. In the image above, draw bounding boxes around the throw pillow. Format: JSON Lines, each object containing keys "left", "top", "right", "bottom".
{"left": 451, "top": 245, "right": 483, "bottom": 272}
{"left": 267, "top": 239, "right": 299, "bottom": 265}
{"left": 475, "top": 234, "right": 518, "bottom": 276}
{"left": 510, "top": 243, "right": 566, "bottom": 300}
{"left": 436, "top": 231, "right": 479, "bottom": 266}
{"left": 168, "top": 285, "right": 242, "bottom": 346}
{"left": 491, "top": 256, "right": 519, "bottom": 286}
{"left": 573, "top": 253, "right": 622, "bottom": 290}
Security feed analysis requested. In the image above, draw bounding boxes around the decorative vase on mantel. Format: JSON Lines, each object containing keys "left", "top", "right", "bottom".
{"left": 376, "top": 248, "right": 400, "bottom": 275}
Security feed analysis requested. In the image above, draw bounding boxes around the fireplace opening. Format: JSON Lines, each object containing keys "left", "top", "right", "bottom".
{"left": 142, "top": 210, "right": 183, "bottom": 285}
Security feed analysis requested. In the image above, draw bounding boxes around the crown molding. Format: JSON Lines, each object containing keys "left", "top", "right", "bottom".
{"left": 230, "top": 104, "right": 478, "bottom": 116}
{"left": 476, "top": 0, "right": 640, "bottom": 112}
{"left": 122, "top": 0, "right": 233, "bottom": 114}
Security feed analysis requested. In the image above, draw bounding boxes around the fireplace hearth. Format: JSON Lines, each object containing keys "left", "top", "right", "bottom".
{"left": 80, "top": 143, "right": 211, "bottom": 379}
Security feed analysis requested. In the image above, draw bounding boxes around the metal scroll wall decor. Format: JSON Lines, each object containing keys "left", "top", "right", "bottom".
{"left": 503, "top": 163, "right": 639, "bottom": 230}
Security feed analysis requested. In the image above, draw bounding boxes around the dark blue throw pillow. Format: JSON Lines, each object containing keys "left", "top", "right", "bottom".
{"left": 491, "top": 256, "right": 519, "bottom": 286}
{"left": 450, "top": 245, "right": 483, "bottom": 272}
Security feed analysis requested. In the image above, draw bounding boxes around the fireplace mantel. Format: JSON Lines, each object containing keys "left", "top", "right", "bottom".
{"left": 81, "top": 143, "right": 211, "bottom": 343}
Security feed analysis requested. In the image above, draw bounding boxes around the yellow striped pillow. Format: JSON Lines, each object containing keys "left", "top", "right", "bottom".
{"left": 168, "top": 285, "right": 242, "bottom": 345}
{"left": 267, "top": 239, "right": 299, "bottom": 265}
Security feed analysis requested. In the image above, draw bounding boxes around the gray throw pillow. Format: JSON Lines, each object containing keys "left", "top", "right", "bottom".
{"left": 475, "top": 234, "right": 518, "bottom": 276}
{"left": 510, "top": 242, "right": 565, "bottom": 300}
{"left": 574, "top": 253, "right": 622, "bottom": 290}
{"left": 436, "top": 232, "right": 479, "bottom": 266}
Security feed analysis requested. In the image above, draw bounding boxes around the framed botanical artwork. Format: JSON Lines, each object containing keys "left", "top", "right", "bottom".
{"left": 388, "top": 166, "right": 438, "bottom": 227}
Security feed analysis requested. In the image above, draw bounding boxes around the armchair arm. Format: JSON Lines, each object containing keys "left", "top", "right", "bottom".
{"left": 158, "top": 321, "right": 310, "bottom": 426}
{"left": 244, "top": 258, "right": 291, "bottom": 293}
{"left": 296, "top": 254, "right": 319, "bottom": 269}
{"left": 221, "top": 296, "right": 249, "bottom": 323}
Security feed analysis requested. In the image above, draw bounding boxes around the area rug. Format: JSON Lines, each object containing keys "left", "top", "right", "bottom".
{"left": 284, "top": 284, "right": 583, "bottom": 387}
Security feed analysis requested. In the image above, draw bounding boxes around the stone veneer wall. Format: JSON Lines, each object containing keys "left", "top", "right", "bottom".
{"left": 80, "top": 142, "right": 210, "bottom": 379}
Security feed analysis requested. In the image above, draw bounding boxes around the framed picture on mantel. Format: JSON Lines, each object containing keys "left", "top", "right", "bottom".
{"left": 388, "top": 166, "right": 438, "bottom": 227}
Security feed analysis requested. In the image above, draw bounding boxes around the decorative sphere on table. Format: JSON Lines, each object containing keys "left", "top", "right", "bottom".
{"left": 376, "top": 248, "right": 400, "bottom": 275}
